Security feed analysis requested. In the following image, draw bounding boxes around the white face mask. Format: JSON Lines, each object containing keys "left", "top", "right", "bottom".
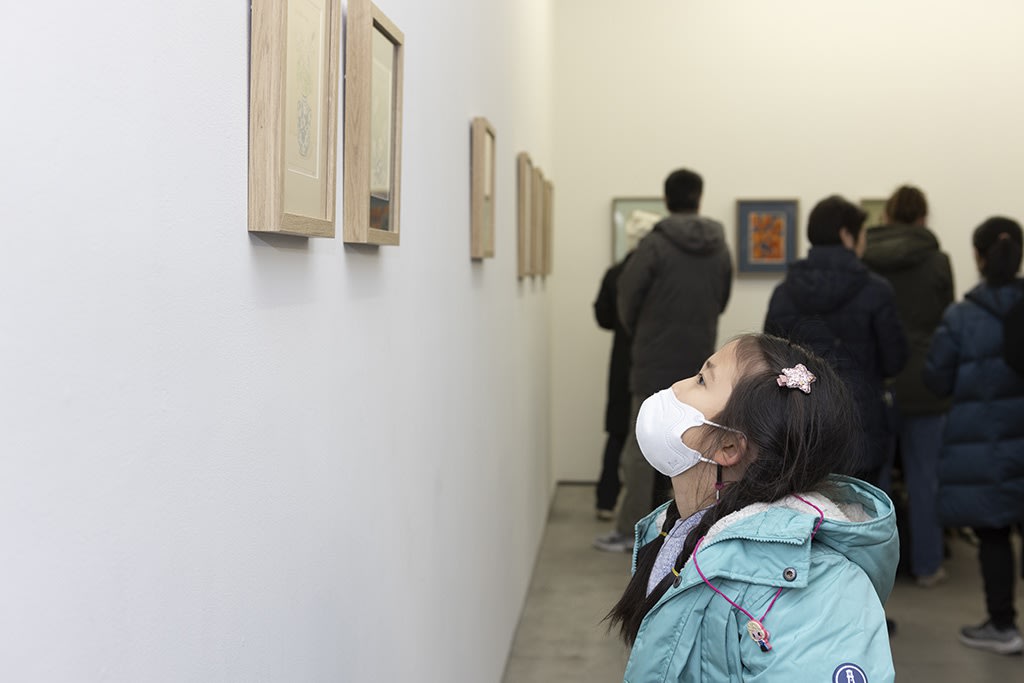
{"left": 635, "top": 388, "right": 734, "bottom": 477}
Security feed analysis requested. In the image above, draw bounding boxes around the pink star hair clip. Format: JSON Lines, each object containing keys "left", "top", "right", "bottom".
{"left": 776, "top": 364, "right": 816, "bottom": 394}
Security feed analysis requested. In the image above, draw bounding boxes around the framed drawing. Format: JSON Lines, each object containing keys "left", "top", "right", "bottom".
{"left": 516, "top": 153, "right": 533, "bottom": 278}
{"left": 532, "top": 166, "right": 545, "bottom": 276}
{"left": 248, "top": 0, "right": 341, "bottom": 237}
{"left": 470, "top": 117, "right": 496, "bottom": 259}
{"left": 860, "top": 198, "right": 887, "bottom": 229}
{"left": 736, "top": 199, "right": 799, "bottom": 273}
{"left": 343, "top": 0, "right": 404, "bottom": 245}
{"left": 611, "top": 197, "right": 667, "bottom": 264}
{"left": 541, "top": 179, "right": 554, "bottom": 275}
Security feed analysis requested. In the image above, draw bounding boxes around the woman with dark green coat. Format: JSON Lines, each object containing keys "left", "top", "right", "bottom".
{"left": 862, "top": 185, "right": 954, "bottom": 587}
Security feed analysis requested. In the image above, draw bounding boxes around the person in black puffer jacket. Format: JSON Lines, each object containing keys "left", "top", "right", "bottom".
{"left": 925, "top": 217, "right": 1024, "bottom": 655}
{"left": 593, "top": 254, "right": 632, "bottom": 520}
{"left": 765, "top": 195, "right": 909, "bottom": 485}
{"left": 863, "top": 185, "right": 954, "bottom": 588}
{"left": 592, "top": 213, "right": 661, "bottom": 520}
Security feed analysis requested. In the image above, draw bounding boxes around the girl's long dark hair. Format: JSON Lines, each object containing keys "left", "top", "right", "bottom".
{"left": 605, "top": 334, "right": 858, "bottom": 645}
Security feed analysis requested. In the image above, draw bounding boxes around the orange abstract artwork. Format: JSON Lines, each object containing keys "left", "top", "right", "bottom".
{"left": 749, "top": 212, "right": 786, "bottom": 262}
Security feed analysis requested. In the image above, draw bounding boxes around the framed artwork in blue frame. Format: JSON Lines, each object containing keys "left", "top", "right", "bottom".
{"left": 736, "top": 199, "right": 799, "bottom": 273}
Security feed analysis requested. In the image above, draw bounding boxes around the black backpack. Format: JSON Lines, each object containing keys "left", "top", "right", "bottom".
{"left": 965, "top": 283, "right": 1024, "bottom": 375}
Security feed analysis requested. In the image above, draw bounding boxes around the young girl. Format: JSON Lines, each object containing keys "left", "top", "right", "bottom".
{"left": 608, "top": 333, "right": 897, "bottom": 682}
{"left": 924, "top": 217, "right": 1024, "bottom": 654}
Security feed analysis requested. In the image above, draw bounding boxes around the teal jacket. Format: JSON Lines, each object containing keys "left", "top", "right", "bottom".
{"left": 623, "top": 477, "right": 898, "bottom": 683}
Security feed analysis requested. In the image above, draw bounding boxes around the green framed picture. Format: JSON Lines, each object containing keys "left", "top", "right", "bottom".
{"left": 611, "top": 197, "right": 666, "bottom": 264}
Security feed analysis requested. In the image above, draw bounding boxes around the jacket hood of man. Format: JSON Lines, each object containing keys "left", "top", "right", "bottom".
{"left": 654, "top": 213, "right": 727, "bottom": 255}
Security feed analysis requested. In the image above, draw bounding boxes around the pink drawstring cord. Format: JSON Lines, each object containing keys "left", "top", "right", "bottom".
{"left": 690, "top": 494, "right": 825, "bottom": 653}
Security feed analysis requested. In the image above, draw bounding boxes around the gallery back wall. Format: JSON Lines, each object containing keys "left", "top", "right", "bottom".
{"left": 550, "top": 0, "right": 1024, "bottom": 481}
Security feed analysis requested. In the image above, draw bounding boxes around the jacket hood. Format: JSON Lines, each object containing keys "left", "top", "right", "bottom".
{"left": 653, "top": 213, "right": 726, "bottom": 255}
{"left": 862, "top": 224, "right": 941, "bottom": 273}
{"left": 637, "top": 476, "right": 898, "bottom": 603}
{"left": 781, "top": 246, "right": 869, "bottom": 314}
{"left": 801, "top": 477, "right": 898, "bottom": 602}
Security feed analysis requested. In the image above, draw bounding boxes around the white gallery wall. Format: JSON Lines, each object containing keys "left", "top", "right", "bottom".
{"left": 0, "top": 1, "right": 553, "bottom": 681}
{"left": 551, "top": 0, "right": 1024, "bottom": 481}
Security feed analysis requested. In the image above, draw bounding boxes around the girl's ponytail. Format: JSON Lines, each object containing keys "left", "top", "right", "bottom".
{"left": 973, "top": 217, "right": 1023, "bottom": 286}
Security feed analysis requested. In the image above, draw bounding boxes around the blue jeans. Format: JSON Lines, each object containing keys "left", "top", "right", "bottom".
{"left": 901, "top": 414, "right": 946, "bottom": 577}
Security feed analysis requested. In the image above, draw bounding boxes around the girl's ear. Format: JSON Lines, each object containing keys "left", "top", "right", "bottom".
{"left": 713, "top": 434, "right": 748, "bottom": 467}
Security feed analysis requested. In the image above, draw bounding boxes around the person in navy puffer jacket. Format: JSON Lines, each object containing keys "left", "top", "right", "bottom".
{"left": 925, "top": 217, "right": 1024, "bottom": 655}
{"left": 765, "top": 195, "right": 909, "bottom": 486}
{"left": 925, "top": 219, "right": 1024, "bottom": 655}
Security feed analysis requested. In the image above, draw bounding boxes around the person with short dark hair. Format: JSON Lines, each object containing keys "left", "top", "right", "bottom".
{"left": 764, "top": 195, "right": 909, "bottom": 485}
{"left": 663, "top": 169, "right": 703, "bottom": 213}
{"left": 863, "top": 186, "right": 954, "bottom": 588}
{"left": 593, "top": 168, "right": 732, "bottom": 552}
{"left": 925, "top": 217, "right": 1024, "bottom": 655}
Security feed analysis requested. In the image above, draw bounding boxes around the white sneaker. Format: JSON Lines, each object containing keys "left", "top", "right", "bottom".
{"left": 915, "top": 567, "right": 947, "bottom": 588}
{"left": 593, "top": 530, "right": 634, "bottom": 553}
{"left": 959, "top": 620, "right": 1024, "bottom": 655}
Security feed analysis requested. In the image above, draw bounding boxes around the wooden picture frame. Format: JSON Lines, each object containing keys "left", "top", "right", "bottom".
{"left": 736, "top": 199, "right": 799, "bottom": 273}
{"left": 611, "top": 197, "right": 667, "bottom": 264}
{"left": 531, "top": 166, "right": 545, "bottom": 276}
{"left": 860, "top": 198, "right": 887, "bottom": 229}
{"left": 516, "top": 152, "right": 533, "bottom": 278}
{"left": 343, "top": 0, "right": 405, "bottom": 245}
{"left": 541, "top": 179, "right": 554, "bottom": 275}
{"left": 248, "top": 0, "right": 341, "bottom": 237}
{"left": 470, "top": 117, "right": 496, "bottom": 260}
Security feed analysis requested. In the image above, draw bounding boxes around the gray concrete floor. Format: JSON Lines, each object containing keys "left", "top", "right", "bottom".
{"left": 503, "top": 484, "right": 1023, "bottom": 682}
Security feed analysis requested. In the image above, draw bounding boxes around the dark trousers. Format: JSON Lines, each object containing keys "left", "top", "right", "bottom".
{"left": 596, "top": 433, "right": 624, "bottom": 511}
{"left": 973, "top": 526, "right": 1018, "bottom": 629}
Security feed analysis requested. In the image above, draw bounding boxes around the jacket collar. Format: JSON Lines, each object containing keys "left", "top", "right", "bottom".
{"left": 636, "top": 484, "right": 873, "bottom": 600}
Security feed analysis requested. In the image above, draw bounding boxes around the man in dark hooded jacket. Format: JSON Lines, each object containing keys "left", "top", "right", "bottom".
{"left": 764, "top": 195, "right": 909, "bottom": 486}
{"left": 593, "top": 168, "right": 732, "bottom": 552}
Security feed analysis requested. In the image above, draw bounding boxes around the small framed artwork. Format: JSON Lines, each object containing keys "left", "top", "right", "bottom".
{"left": 248, "top": 0, "right": 341, "bottom": 238}
{"left": 611, "top": 198, "right": 667, "bottom": 264}
{"left": 531, "top": 166, "right": 545, "bottom": 276}
{"left": 343, "top": 0, "right": 405, "bottom": 245}
{"left": 516, "top": 153, "right": 533, "bottom": 278}
{"left": 736, "top": 199, "right": 799, "bottom": 273}
{"left": 469, "top": 117, "right": 496, "bottom": 259}
{"left": 541, "top": 179, "right": 554, "bottom": 275}
{"left": 860, "top": 198, "right": 887, "bottom": 229}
